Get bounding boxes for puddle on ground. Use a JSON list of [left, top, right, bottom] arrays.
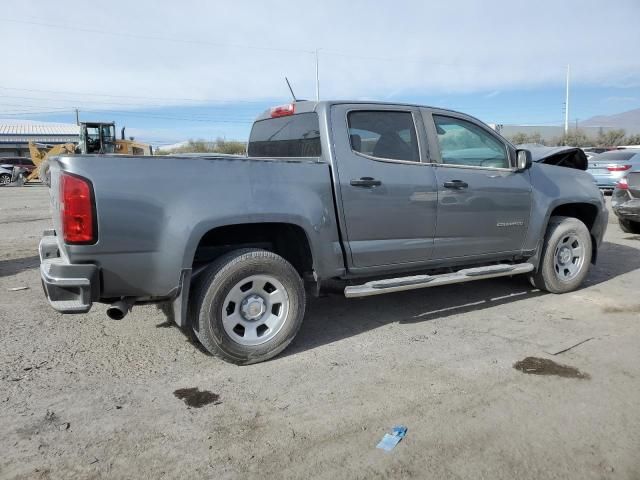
[[602, 304, 640, 314], [513, 357, 590, 379], [173, 388, 221, 408]]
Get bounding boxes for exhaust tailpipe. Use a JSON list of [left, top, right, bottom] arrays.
[[107, 299, 134, 320]]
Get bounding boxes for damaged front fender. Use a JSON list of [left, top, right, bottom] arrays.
[[518, 144, 588, 171]]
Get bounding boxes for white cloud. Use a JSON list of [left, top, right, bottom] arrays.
[[2, 0, 640, 110]]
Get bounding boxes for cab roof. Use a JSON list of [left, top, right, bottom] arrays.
[[254, 100, 465, 122]]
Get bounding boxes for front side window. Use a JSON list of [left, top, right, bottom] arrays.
[[433, 115, 509, 169], [348, 110, 420, 162], [248, 112, 321, 157]]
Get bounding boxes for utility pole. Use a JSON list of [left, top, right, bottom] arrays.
[[564, 64, 570, 136], [75, 108, 79, 125], [575, 118, 579, 132], [315, 49, 320, 102]]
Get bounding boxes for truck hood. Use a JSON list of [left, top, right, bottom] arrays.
[[517, 144, 588, 171]]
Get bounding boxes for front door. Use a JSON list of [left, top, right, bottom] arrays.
[[425, 112, 532, 260], [331, 105, 438, 269]]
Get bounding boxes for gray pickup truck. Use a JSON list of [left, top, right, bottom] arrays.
[[39, 100, 607, 364]]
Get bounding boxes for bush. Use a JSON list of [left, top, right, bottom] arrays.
[[157, 138, 246, 155], [507, 132, 545, 146], [510, 129, 640, 148]]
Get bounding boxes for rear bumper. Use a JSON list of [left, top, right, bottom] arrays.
[[612, 189, 640, 220], [39, 231, 99, 314], [612, 199, 640, 220]]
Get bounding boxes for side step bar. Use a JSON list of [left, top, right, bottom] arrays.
[[344, 263, 534, 298]]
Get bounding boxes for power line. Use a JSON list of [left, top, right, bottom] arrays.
[[79, 109, 253, 124], [0, 90, 578, 117], [5, 16, 613, 72], [0, 18, 315, 56], [0, 110, 76, 116], [0, 86, 275, 105]]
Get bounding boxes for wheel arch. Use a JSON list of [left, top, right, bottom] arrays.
[[531, 202, 601, 268], [188, 220, 315, 278], [548, 203, 599, 264]]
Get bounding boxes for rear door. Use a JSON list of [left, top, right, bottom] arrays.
[[423, 110, 532, 260], [330, 104, 438, 269]]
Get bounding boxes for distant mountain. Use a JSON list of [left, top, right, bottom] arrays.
[[581, 108, 640, 128]]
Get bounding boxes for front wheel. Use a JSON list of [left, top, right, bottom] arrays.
[[0, 173, 10, 185], [189, 249, 305, 365], [529, 216, 592, 293], [619, 218, 640, 234]]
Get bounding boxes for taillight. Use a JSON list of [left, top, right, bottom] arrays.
[[270, 103, 295, 118], [616, 178, 629, 190], [60, 172, 96, 244], [607, 165, 631, 172]]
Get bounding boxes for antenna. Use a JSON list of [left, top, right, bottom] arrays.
[[285, 77, 298, 102], [315, 49, 320, 102], [564, 64, 570, 137]]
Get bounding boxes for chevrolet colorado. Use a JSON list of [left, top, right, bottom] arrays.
[[39, 100, 608, 364]]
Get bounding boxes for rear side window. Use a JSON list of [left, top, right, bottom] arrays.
[[347, 110, 419, 162], [248, 112, 321, 157]]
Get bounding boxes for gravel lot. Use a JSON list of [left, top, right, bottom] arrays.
[[1, 184, 639, 480]]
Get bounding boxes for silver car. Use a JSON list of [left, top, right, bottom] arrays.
[[0, 166, 13, 185], [587, 150, 640, 193]]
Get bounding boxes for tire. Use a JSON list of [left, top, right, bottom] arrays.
[[188, 248, 305, 365], [618, 218, 640, 234], [0, 173, 10, 185], [529, 216, 592, 294]]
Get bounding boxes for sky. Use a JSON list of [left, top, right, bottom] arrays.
[[2, 0, 640, 145]]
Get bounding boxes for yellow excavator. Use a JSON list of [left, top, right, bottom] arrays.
[[28, 121, 152, 181]]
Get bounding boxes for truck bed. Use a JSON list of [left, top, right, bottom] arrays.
[[45, 154, 344, 300]]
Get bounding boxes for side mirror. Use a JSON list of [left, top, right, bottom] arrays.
[[516, 149, 533, 171]]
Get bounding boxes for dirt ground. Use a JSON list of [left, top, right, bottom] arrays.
[[1, 185, 639, 480]]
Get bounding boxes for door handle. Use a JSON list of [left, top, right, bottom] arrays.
[[350, 177, 382, 187], [443, 180, 468, 189]]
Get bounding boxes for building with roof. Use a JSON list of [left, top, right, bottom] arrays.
[[0, 121, 79, 157]]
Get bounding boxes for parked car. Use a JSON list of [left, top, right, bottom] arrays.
[[586, 150, 640, 193], [0, 166, 13, 185], [38, 100, 607, 364], [0, 157, 36, 175], [612, 170, 640, 233], [0, 165, 28, 186]]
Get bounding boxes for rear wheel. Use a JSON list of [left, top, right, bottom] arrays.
[[188, 249, 305, 365], [0, 173, 10, 185], [529, 216, 592, 293], [618, 218, 640, 234]]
